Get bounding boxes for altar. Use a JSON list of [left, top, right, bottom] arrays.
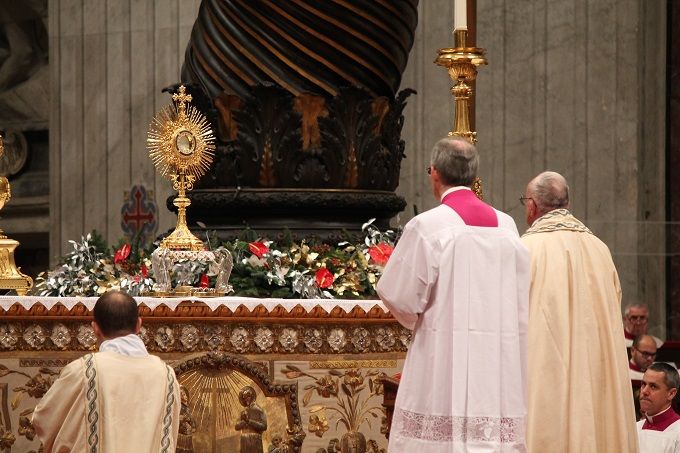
[[0, 296, 405, 452]]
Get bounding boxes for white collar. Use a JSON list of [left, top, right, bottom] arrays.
[[99, 333, 148, 357], [440, 186, 472, 202]]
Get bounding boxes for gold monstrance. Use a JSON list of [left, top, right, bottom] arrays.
[[0, 133, 32, 295], [147, 85, 215, 251]]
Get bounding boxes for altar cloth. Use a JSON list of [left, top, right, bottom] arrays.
[[0, 295, 388, 313]]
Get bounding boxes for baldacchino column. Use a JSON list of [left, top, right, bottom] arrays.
[[167, 0, 419, 241]]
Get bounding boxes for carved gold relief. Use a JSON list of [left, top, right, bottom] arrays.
[[18, 359, 70, 368], [0, 383, 13, 451], [309, 360, 397, 370], [281, 364, 385, 451], [0, 354, 402, 451], [0, 322, 410, 355], [0, 361, 63, 452], [174, 353, 304, 452]]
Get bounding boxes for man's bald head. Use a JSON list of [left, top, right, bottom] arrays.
[[93, 290, 140, 339], [632, 334, 657, 351], [526, 171, 570, 215]]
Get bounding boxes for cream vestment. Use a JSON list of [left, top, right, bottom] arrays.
[[522, 209, 638, 453], [33, 334, 180, 452]]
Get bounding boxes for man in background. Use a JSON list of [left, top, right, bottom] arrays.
[[637, 363, 680, 452], [631, 335, 659, 380], [631, 334, 660, 420], [378, 137, 529, 452], [33, 290, 181, 452], [625, 303, 664, 348], [521, 171, 638, 453]]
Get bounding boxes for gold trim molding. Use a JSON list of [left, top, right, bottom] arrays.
[[309, 359, 398, 370], [0, 302, 395, 324], [0, 321, 412, 355]]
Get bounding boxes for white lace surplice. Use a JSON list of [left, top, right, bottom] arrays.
[[377, 205, 529, 452]]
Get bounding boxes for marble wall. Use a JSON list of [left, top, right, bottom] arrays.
[[49, 0, 201, 253], [48, 1, 668, 335], [398, 0, 668, 337]]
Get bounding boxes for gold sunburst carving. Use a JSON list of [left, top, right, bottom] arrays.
[[177, 369, 289, 451]]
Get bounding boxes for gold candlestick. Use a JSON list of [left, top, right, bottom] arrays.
[[435, 29, 487, 198], [435, 29, 487, 142], [0, 133, 33, 295]]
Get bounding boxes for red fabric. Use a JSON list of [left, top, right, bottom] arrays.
[[629, 360, 643, 372], [642, 407, 680, 431], [625, 329, 635, 340], [442, 189, 498, 227]]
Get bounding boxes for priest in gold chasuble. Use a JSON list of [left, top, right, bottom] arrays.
[[521, 172, 638, 453]]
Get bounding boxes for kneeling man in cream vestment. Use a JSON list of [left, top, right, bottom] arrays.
[[33, 290, 181, 453]]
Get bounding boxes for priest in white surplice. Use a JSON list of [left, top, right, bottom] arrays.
[[637, 363, 680, 452], [521, 172, 638, 453], [33, 291, 181, 453], [378, 137, 530, 452]]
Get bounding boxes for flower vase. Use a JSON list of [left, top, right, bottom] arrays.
[[340, 430, 366, 453]]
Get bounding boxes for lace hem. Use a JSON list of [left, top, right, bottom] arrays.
[[392, 408, 525, 443]]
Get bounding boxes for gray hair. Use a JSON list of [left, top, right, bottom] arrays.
[[624, 303, 649, 317], [430, 137, 478, 187], [528, 171, 569, 214], [648, 362, 680, 390]]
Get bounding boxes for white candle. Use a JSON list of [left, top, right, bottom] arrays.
[[454, 0, 467, 30]]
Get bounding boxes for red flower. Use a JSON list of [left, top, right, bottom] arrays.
[[315, 268, 334, 289], [199, 274, 209, 288], [248, 241, 269, 258], [368, 243, 394, 266], [114, 244, 131, 264], [140, 264, 148, 278]]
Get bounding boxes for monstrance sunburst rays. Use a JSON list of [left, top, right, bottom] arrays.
[[147, 85, 215, 251], [147, 103, 215, 182]]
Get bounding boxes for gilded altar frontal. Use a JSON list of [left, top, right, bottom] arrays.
[[0, 0, 677, 451]]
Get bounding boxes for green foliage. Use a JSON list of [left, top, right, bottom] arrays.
[[33, 221, 399, 299]]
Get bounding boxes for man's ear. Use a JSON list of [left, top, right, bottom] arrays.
[[92, 321, 104, 342], [669, 387, 678, 402], [431, 167, 442, 185], [134, 317, 142, 334]]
